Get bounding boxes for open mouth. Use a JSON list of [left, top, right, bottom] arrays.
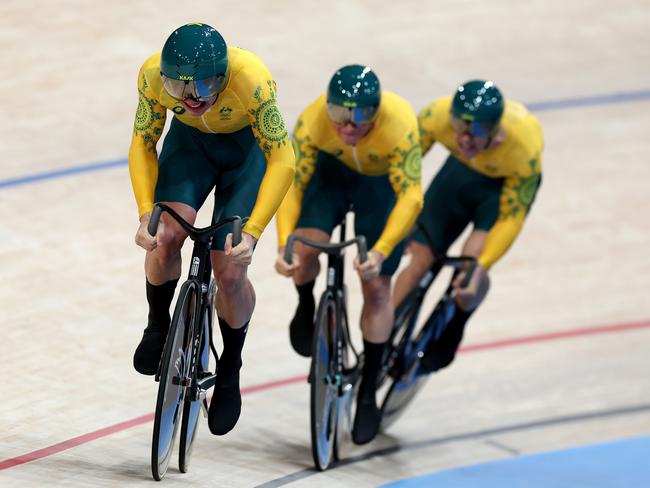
[[181, 98, 207, 110]]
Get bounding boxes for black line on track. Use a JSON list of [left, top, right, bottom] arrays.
[[255, 402, 650, 487]]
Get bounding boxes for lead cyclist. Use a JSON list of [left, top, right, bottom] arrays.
[[128, 23, 295, 436]]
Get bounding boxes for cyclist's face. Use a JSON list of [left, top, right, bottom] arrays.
[[455, 130, 490, 159], [332, 121, 375, 146]]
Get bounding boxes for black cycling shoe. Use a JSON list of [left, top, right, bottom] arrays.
[[352, 398, 382, 445], [418, 318, 468, 374], [418, 342, 447, 374], [289, 305, 315, 357], [208, 373, 241, 436], [133, 326, 167, 376]]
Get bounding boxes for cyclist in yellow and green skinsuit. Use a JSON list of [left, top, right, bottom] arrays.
[[128, 23, 295, 436], [393, 80, 543, 373], [275, 65, 423, 444]]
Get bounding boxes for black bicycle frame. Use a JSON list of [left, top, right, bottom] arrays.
[[284, 218, 368, 389], [388, 248, 476, 382], [148, 203, 242, 393]]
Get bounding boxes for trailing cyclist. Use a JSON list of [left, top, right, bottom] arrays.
[[393, 80, 543, 373], [275, 64, 423, 444], [128, 23, 295, 436]]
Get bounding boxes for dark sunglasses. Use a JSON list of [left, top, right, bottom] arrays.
[[326, 102, 379, 126], [161, 73, 228, 102]]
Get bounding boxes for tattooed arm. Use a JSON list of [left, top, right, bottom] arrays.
[[375, 130, 424, 258], [275, 118, 319, 247], [417, 103, 439, 158], [244, 79, 296, 240], [478, 156, 542, 269], [128, 65, 166, 218]]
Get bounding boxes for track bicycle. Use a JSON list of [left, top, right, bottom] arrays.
[[379, 249, 476, 430], [284, 216, 367, 471], [147, 203, 242, 481]]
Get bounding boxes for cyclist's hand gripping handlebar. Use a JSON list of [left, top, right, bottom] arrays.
[[230, 218, 242, 247], [357, 236, 368, 264], [459, 260, 477, 289], [147, 205, 163, 237], [283, 236, 296, 265]]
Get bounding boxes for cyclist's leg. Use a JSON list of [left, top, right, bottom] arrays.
[[285, 227, 330, 356], [421, 230, 491, 373], [420, 162, 502, 373], [347, 171, 401, 444], [391, 240, 435, 308], [292, 227, 329, 286], [446, 171, 501, 316], [204, 126, 267, 435], [134, 118, 217, 375], [353, 275, 392, 444], [288, 151, 348, 357], [392, 156, 472, 308]]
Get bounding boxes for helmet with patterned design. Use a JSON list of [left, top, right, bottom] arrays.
[[326, 64, 381, 126], [160, 23, 229, 103], [450, 80, 504, 138]]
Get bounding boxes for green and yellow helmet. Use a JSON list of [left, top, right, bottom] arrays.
[[326, 64, 381, 125], [160, 23, 229, 101], [450, 80, 504, 137]]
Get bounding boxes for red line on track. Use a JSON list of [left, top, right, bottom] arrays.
[[1, 319, 649, 471], [458, 320, 650, 353]]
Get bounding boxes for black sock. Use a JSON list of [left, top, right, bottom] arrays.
[[146, 279, 179, 330], [217, 317, 248, 380], [296, 280, 315, 316], [359, 339, 386, 402]]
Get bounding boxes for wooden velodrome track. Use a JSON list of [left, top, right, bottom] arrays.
[[1, 1, 649, 486]]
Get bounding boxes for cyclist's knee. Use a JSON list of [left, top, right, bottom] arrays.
[[147, 234, 184, 265], [294, 241, 321, 268], [456, 293, 487, 313], [362, 277, 391, 309], [455, 267, 490, 312], [214, 263, 247, 294], [292, 228, 328, 268], [155, 226, 187, 253]]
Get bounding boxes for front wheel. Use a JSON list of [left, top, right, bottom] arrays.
[[151, 281, 198, 481], [310, 292, 339, 471], [178, 279, 214, 473]]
